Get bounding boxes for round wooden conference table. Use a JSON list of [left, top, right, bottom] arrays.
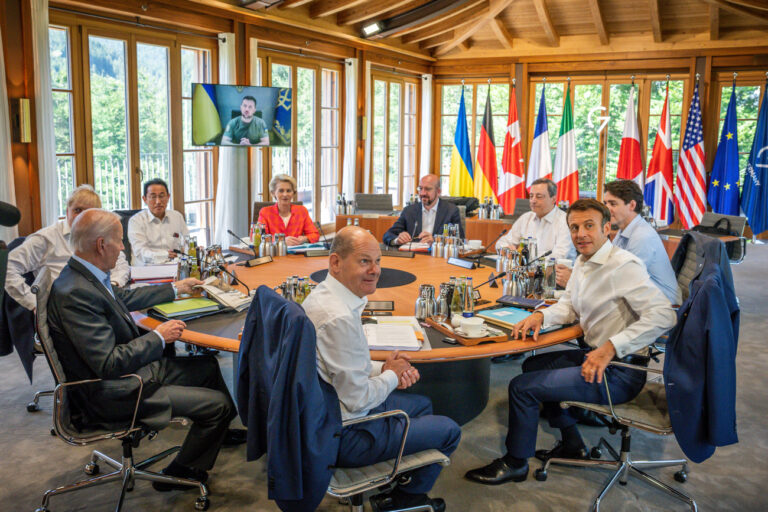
[[132, 252, 582, 424]]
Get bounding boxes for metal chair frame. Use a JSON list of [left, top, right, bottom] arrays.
[[535, 362, 697, 512]]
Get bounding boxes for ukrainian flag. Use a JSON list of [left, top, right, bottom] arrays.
[[191, 83, 222, 145], [272, 88, 292, 146], [449, 88, 474, 197]]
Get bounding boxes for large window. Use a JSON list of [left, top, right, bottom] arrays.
[[181, 47, 215, 245], [49, 14, 217, 241], [437, 82, 508, 194], [371, 72, 419, 207], [264, 54, 342, 225]]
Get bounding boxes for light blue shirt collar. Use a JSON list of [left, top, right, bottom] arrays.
[[73, 255, 114, 298], [614, 214, 642, 249]]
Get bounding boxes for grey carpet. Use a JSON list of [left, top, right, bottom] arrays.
[[2, 245, 767, 511]]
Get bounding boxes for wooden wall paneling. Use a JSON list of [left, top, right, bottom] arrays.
[[79, 26, 95, 191], [169, 39, 183, 214], [366, 51, 431, 75], [126, 34, 141, 208], [527, 58, 690, 74], [248, 25, 355, 59], [518, 62, 528, 167], [431, 79, 442, 184], [355, 49, 365, 194], [711, 54, 768, 68]]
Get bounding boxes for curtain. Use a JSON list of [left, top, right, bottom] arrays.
[[362, 61, 373, 193], [420, 74, 433, 182], [342, 58, 358, 198], [0, 24, 18, 241], [30, 0, 59, 227], [212, 32, 249, 247]]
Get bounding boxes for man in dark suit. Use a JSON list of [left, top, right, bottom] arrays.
[[383, 174, 464, 246], [48, 208, 239, 491]]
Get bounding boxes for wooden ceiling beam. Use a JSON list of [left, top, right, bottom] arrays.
[[489, 16, 514, 49], [649, 0, 662, 42], [389, 0, 485, 38], [532, 0, 559, 47], [336, 0, 414, 25], [433, 0, 514, 56], [710, 6, 720, 40], [279, 0, 315, 8], [419, 31, 455, 49], [699, 0, 768, 22], [310, 0, 367, 18], [587, 0, 609, 45], [401, 2, 489, 44], [458, 40, 471, 52], [726, 0, 768, 11]]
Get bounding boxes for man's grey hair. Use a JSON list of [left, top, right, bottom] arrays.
[[70, 208, 121, 253], [530, 178, 557, 198], [67, 184, 101, 209]]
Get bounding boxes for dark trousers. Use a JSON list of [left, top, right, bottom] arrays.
[[505, 348, 646, 459], [336, 392, 461, 494], [152, 355, 236, 471]]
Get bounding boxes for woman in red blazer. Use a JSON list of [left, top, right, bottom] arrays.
[[257, 174, 320, 246]]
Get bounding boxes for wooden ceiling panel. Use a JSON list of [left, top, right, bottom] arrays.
[[545, 0, 596, 36]]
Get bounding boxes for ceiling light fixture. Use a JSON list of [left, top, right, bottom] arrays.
[[362, 22, 382, 36]]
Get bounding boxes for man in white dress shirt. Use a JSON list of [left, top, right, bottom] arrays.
[[5, 185, 130, 311], [466, 199, 676, 485], [302, 226, 460, 512], [496, 178, 574, 260], [128, 178, 189, 265]]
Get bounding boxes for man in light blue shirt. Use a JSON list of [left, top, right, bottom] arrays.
[[604, 180, 681, 304]]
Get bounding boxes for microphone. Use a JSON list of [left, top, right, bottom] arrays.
[[528, 250, 553, 265], [483, 228, 508, 253], [227, 229, 258, 258], [315, 221, 331, 250], [215, 264, 251, 297], [475, 271, 507, 289], [406, 220, 420, 251], [0, 201, 21, 227]]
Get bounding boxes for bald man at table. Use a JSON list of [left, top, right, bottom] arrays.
[[302, 226, 461, 511]]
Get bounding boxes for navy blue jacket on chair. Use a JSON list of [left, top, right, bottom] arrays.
[[671, 231, 735, 298], [237, 285, 342, 512], [0, 237, 36, 382], [382, 200, 463, 245], [665, 234, 739, 463]]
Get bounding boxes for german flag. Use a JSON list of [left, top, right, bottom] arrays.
[[474, 87, 499, 202]]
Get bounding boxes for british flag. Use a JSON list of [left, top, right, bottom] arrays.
[[674, 82, 707, 229], [643, 84, 675, 224]]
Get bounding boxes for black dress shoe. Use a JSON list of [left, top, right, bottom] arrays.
[[370, 489, 445, 512], [491, 353, 526, 363], [222, 428, 247, 446], [464, 458, 529, 485], [534, 441, 589, 462], [152, 461, 208, 492]]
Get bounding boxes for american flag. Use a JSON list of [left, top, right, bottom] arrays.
[[674, 82, 706, 229]]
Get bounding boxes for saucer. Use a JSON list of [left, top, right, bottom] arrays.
[[455, 326, 490, 339]]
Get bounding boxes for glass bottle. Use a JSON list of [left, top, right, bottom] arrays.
[[450, 277, 464, 327], [463, 277, 474, 317]]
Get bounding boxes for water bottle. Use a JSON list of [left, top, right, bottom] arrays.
[[432, 235, 443, 258], [528, 237, 538, 262], [353, 217, 360, 226], [275, 233, 287, 257], [543, 258, 557, 299], [415, 284, 436, 321], [463, 277, 475, 317], [450, 278, 464, 328]]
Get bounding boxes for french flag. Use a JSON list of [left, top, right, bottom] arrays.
[[526, 89, 553, 191], [643, 84, 675, 225]]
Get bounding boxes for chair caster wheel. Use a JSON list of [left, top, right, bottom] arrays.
[[35, 508, 49, 512], [590, 447, 602, 459], [84, 462, 99, 475], [195, 496, 210, 510], [674, 470, 687, 483], [534, 469, 548, 481], [50, 429, 56, 436], [27, 402, 39, 412]]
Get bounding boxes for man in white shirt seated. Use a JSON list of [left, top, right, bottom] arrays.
[[465, 199, 676, 485], [128, 178, 189, 265], [302, 226, 461, 512], [496, 178, 574, 260], [5, 184, 129, 311]]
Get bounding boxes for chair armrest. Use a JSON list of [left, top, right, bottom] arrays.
[[53, 373, 145, 444], [341, 409, 410, 486]]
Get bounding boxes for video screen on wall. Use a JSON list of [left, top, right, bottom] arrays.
[[191, 83, 292, 147]]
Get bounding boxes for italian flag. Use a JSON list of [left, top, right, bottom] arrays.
[[553, 84, 579, 204]]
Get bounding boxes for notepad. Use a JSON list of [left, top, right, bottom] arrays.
[[286, 242, 328, 254], [364, 323, 421, 351], [477, 306, 560, 333], [151, 298, 220, 318], [131, 263, 178, 281]]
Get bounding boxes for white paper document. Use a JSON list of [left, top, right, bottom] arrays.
[[364, 323, 421, 351], [130, 263, 178, 281]]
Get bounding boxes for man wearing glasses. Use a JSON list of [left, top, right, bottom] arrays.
[[128, 178, 189, 265], [495, 178, 574, 260], [383, 174, 463, 246]]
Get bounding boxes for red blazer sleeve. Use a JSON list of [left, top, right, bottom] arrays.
[[299, 207, 320, 243]]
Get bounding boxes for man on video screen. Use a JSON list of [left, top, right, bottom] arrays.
[[221, 95, 269, 145]]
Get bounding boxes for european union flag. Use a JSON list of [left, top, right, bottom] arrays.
[[741, 79, 768, 235], [708, 84, 740, 215]]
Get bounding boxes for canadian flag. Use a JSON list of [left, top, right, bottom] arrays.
[[616, 86, 644, 186], [498, 85, 526, 214]]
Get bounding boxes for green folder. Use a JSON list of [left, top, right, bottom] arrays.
[[151, 298, 220, 318]]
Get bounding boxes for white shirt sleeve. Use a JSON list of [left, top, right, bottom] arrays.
[[496, 215, 525, 250], [4, 234, 48, 310], [607, 259, 677, 358], [315, 315, 398, 415], [127, 213, 168, 265], [111, 251, 131, 286], [541, 277, 578, 328]]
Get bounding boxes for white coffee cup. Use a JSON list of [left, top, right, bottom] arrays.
[[461, 316, 485, 337], [468, 239, 482, 249], [556, 258, 573, 268]]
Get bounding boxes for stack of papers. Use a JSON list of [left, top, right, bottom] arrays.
[[286, 242, 328, 254], [364, 316, 424, 351], [195, 276, 252, 312], [398, 242, 431, 253], [151, 298, 220, 318], [130, 263, 177, 282]]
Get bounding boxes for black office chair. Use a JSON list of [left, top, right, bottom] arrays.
[[251, 200, 303, 224], [31, 269, 210, 512], [113, 209, 142, 262]]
